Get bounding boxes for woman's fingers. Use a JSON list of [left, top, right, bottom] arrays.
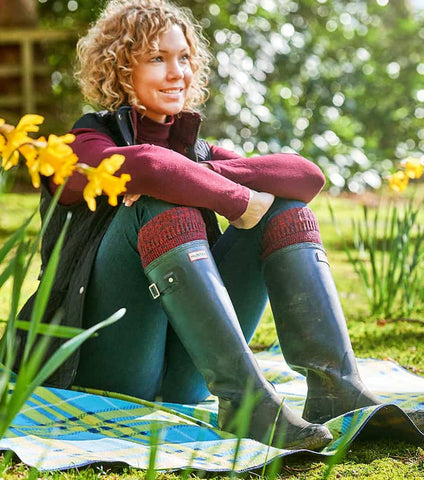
[[230, 190, 275, 229], [123, 194, 141, 206]]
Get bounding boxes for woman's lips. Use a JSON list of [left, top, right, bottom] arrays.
[[160, 88, 183, 94]]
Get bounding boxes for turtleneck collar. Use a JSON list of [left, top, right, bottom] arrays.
[[129, 106, 203, 156], [136, 114, 174, 148]]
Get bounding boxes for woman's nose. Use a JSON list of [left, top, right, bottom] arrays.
[[167, 60, 184, 79]]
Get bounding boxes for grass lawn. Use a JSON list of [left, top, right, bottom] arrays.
[[0, 191, 423, 479]]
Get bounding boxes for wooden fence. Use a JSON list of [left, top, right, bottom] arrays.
[[0, 28, 77, 114]]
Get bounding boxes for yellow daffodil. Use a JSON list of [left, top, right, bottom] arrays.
[[21, 134, 78, 188], [388, 170, 409, 192], [37, 134, 78, 185], [19, 143, 40, 187], [0, 120, 6, 153], [0, 114, 44, 170], [403, 157, 424, 179], [82, 154, 131, 211], [1, 114, 130, 212]]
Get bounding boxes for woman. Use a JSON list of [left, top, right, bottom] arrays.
[[17, 0, 380, 450]]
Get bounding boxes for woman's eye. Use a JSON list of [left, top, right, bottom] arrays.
[[150, 56, 163, 63], [181, 54, 190, 62]]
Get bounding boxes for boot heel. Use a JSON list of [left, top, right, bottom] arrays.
[[303, 371, 380, 423]]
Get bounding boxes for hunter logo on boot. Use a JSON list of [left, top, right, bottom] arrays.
[[188, 250, 208, 262]]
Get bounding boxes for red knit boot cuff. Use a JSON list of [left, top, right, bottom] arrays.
[[138, 207, 207, 268], [262, 207, 322, 259]]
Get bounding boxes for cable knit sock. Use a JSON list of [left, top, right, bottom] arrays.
[[138, 207, 207, 268], [262, 206, 322, 260]]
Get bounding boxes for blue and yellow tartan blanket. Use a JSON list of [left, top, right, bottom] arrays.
[[1, 347, 423, 472]]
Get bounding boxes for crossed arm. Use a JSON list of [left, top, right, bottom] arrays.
[[52, 128, 325, 228]]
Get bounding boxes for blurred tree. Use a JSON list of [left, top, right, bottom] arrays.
[[186, 0, 424, 193], [36, 0, 424, 192]]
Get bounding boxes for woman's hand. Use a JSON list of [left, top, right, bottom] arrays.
[[202, 162, 275, 229], [123, 194, 141, 206], [230, 189, 275, 229]]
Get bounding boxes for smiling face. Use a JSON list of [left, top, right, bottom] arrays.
[[131, 24, 193, 123]]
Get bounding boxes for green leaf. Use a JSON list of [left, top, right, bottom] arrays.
[[21, 183, 67, 286], [0, 308, 126, 438], [0, 319, 87, 339], [0, 211, 35, 265], [0, 261, 14, 290], [23, 212, 71, 364], [30, 308, 126, 389], [4, 239, 29, 371]]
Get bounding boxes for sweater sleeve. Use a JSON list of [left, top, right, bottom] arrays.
[[52, 129, 250, 222], [206, 144, 326, 204]]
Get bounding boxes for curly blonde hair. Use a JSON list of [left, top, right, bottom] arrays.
[[75, 0, 211, 112]]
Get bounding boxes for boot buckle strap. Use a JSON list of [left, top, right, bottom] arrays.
[[149, 283, 161, 299], [315, 250, 329, 265], [148, 272, 178, 300]]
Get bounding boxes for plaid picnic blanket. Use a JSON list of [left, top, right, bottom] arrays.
[[1, 347, 423, 472]]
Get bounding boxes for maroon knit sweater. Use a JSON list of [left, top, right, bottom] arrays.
[[52, 114, 325, 222]]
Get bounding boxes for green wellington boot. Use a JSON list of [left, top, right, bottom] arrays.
[[263, 243, 380, 424], [144, 239, 332, 450]]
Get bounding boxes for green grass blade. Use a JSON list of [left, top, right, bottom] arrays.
[[329, 201, 372, 304], [0, 211, 34, 265], [146, 422, 161, 480], [0, 260, 14, 290], [0, 319, 86, 339], [0, 239, 29, 422], [30, 307, 126, 389], [38, 182, 66, 240], [23, 212, 71, 364], [21, 183, 67, 284], [0, 332, 53, 438], [4, 240, 28, 372], [0, 308, 126, 438]]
